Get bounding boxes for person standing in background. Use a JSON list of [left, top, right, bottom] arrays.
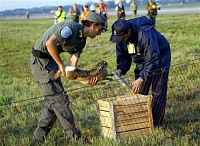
[[96, 0, 109, 30], [146, 0, 157, 26], [130, 0, 137, 18], [115, 0, 126, 20], [81, 5, 90, 21], [68, 3, 81, 23], [54, 6, 66, 24], [90, 3, 96, 12], [26, 10, 30, 19]]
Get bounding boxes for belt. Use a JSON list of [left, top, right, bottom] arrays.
[[32, 48, 53, 60]]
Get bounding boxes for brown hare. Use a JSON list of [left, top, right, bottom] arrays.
[[54, 61, 113, 84]]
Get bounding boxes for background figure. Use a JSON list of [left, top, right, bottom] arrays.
[[130, 0, 137, 18], [54, 6, 66, 24], [90, 3, 96, 12], [68, 3, 81, 23], [110, 17, 171, 127], [146, 0, 157, 26], [26, 10, 30, 19], [115, 0, 126, 19], [81, 5, 90, 21], [96, 0, 109, 30], [30, 12, 107, 144]]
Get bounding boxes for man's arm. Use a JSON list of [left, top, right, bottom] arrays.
[[46, 35, 66, 76], [116, 42, 132, 75], [146, 3, 150, 11], [130, 3, 133, 11], [68, 8, 75, 16], [115, 6, 121, 14]]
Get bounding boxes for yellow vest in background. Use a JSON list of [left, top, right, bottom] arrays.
[[55, 10, 66, 23]]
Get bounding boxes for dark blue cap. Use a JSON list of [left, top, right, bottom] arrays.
[[110, 19, 130, 43]]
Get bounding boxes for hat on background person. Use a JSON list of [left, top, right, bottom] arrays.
[[86, 12, 107, 31], [110, 19, 130, 43]]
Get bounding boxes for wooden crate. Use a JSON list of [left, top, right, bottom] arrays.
[[97, 94, 154, 139]]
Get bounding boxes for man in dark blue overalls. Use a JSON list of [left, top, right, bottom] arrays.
[[110, 16, 171, 127]]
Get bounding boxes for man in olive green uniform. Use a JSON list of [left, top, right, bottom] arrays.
[[30, 12, 107, 143], [146, 0, 157, 26], [115, 0, 126, 19], [68, 3, 81, 23]]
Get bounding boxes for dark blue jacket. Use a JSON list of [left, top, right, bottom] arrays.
[[116, 16, 171, 79]]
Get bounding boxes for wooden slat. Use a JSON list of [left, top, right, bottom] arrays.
[[105, 94, 149, 102], [97, 100, 110, 111], [110, 102, 116, 139], [115, 111, 149, 121], [101, 127, 113, 134], [113, 95, 151, 106], [99, 116, 112, 127], [147, 97, 154, 131], [98, 94, 150, 107], [97, 99, 109, 106], [115, 121, 150, 132], [114, 101, 147, 108], [114, 104, 149, 115], [102, 132, 114, 139], [115, 116, 150, 127], [114, 98, 147, 106], [98, 106, 111, 111], [99, 110, 111, 117], [116, 128, 151, 138]]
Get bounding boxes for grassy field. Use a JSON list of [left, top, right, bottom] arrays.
[[0, 14, 200, 145]]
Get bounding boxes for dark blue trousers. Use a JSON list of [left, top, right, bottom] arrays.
[[136, 69, 169, 127]]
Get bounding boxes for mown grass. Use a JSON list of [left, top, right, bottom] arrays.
[[0, 14, 200, 145]]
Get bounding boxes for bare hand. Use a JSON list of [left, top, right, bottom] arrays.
[[59, 63, 66, 76], [131, 78, 143, 94]]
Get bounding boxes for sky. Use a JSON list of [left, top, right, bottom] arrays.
[[0, 0, 107, 11]]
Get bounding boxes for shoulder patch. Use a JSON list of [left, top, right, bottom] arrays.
[[61, 26, 72, 38]]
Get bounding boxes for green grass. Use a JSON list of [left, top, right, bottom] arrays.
[[0, 14, 200, 145]]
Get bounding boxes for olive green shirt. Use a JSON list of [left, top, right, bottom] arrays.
[[34, 21, 86, 58]]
